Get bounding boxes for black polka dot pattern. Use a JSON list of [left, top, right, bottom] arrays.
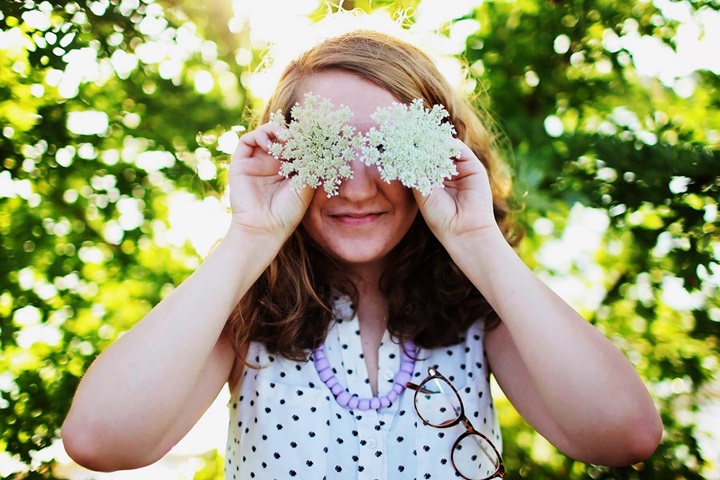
[[225, 296, 500, 479]]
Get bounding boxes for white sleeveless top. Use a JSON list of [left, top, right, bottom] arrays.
[[225, 296, 501, 480]]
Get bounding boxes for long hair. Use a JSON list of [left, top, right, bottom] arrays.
[[228, 28, 522, 364]]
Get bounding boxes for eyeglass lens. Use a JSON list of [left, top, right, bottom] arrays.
[[453, 433, 501, 479], [415, 377, 462, 426]]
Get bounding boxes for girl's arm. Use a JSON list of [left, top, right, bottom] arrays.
[[416, 142, 662, 466], [463, 228, 662, 465], [62, 230, 269, 471], [62, 123, 312, 471]]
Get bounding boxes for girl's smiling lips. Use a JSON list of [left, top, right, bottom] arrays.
[[329, 211, 383, 226]]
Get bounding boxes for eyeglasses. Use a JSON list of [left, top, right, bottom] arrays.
[[407, 367, 506, 479]]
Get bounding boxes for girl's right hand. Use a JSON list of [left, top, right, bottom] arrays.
[[227, 122, 314, 241]]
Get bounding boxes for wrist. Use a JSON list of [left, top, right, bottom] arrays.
[[443, 225, 511, 261], [214, 224, 287, 269], [442, 226, 529, 308], [223, 221, 288, 251]]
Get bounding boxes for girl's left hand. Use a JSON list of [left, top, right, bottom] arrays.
[[414, 140, 499, 244]]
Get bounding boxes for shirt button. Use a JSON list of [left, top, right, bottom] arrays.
[[366, 437, 377, 449], [383, 369, 394, 381]]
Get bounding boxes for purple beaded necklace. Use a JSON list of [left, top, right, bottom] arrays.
[[313, 339, 417, 411]]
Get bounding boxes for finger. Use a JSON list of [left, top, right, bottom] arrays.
[[411, 187, 433, 208], [234, 123, 287, 159], [281, 183, 315, 212], [454, 139, 479, 163], [451, 140, 488, 177], [231, 152, 283, 178]]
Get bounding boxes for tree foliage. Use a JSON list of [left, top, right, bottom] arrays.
[[0, 0, 718, 479]]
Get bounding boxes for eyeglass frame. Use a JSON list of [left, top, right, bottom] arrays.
[[406, 366, 506, 480]]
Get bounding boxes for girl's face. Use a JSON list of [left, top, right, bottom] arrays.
[[297, 70, 419, 277]]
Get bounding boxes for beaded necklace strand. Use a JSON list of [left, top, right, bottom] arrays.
[[313, 340, 417, 411]]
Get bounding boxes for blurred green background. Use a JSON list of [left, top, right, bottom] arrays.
[[1, 0, 718, 478]]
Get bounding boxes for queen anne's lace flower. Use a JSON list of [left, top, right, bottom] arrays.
[[269, 95, 460, 197], [361, 99, 460, 196], [269, 93, 363, 197]]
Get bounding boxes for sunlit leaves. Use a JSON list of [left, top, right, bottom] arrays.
[[1, 1, 244, 476]]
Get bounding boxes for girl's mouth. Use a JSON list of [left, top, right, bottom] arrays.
[[332, 213, 382, 226]]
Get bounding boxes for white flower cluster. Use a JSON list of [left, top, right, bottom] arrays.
[[269, 93, 363, 197], [269, 94, 459, 197], [362, 99, 460, 196]]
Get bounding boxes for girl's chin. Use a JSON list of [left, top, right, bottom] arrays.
[[328, 247, 390, 269]]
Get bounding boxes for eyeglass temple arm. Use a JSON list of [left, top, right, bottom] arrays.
[[406, 382, 435, 395]]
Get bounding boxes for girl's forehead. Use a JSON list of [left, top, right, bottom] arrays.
[[297, 70, 400, 128]]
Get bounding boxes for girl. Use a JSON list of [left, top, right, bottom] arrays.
[[62, 22, 662, 480]]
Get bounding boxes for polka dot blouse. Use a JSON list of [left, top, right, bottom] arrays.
[[225, 296, 501, 480]]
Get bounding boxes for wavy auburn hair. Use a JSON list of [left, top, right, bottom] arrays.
[[228, 29, 522, 363]]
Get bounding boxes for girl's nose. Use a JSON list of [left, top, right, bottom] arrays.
[[338, 159, 379, 202]]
